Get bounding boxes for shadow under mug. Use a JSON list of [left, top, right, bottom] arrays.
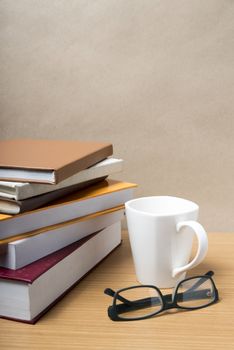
[[125, 196, 208, 288]]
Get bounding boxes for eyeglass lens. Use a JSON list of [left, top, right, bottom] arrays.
[[116, 287, 163, 319], [176, 276, 216, 309]]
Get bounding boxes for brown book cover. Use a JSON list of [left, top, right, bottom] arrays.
[[0, 139, 113, 184]]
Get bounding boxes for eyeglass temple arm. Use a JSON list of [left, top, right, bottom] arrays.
[[105, 288, 165, 308], [104, 288, 133, 305], [104, 288, 179, 306], [185, 271, 214, 293]]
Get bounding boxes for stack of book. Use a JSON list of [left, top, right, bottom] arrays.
[[0, 139, 136, 323]]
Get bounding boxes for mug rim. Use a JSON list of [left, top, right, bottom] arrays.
[[125, 196, 199, 217]]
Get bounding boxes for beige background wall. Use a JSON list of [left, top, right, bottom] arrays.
[[1, 0, 234, 232]]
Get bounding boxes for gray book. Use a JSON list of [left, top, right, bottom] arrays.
[[0, 211, 124, 269]]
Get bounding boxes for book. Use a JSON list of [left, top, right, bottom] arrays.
[[0, 179, 136, 243], [0, 139, 113, 184], [0, 158, 123, 200], [0, 222, 121, 323], [0, 177, 106, 214], [0, 206, 124, 269]]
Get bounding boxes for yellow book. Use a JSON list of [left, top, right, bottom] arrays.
[[0, 179, 137, 243]]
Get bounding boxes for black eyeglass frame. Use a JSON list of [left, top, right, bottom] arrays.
[[105, 271, 219, 321]]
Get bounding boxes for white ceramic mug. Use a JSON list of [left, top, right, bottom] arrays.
[[125, 196, 208, 288]]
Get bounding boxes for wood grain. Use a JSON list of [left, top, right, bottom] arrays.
[[0, 231, 233, 350]]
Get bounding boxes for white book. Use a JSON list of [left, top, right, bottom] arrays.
[[0, 158, 123, 200], [0, 222, 121, 323], [0, 207, 124, 269], [0, 179, 136, 242]]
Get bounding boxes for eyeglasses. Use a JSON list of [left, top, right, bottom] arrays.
[[104, 271, 219, 321]]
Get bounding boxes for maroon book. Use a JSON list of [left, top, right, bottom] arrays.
[[0, 232, 97, 283], [0, 223, 121, 324]]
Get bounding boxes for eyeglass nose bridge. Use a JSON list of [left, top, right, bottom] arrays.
[[163, 299, 176, 310], [161, 292, 177, 310]]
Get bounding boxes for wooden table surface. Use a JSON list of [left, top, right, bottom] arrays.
[[0, 231, 233, 350]]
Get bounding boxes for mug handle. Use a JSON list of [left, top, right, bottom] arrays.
[[172, 221, 208, 277]]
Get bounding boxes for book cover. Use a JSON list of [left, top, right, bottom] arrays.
[[0, 223, 121, 323], [0, 179, 137, 242], [0, 139, 113, 184], [0, 158, 123, 200]]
